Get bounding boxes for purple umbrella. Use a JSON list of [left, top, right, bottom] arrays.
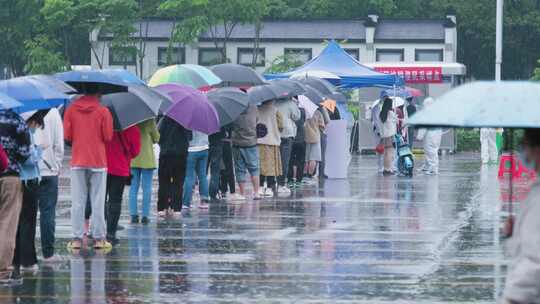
[[154, 83, 219, 134]]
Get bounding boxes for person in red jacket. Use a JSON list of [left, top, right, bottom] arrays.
[[64, 86, 113, 250], [0, 144, 8, 172], [105, 125, 141, 245]]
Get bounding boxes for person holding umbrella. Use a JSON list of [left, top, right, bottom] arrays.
[[288, 99, 307, 187], [232, 104, 261, 200], [379, 97, 398, 176], [104, 124, 140, 245], [257, 100, 283, 197], [129, 120, 159, 224], [183, 130, 210, 210], [12, 111, 47, 274], [276, 97, 301, 194], [64, 84, 114, 250]]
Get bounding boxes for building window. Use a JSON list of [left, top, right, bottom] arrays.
[[237, 48, 265, 66], [376, 49, 404, 62], [198, 48, 225, 66], [415, 49, 443, 62], [345, 48, 360, 60], [158, 47, 185, 66], [284, 48, 312, 64], [109, 47, 136, 66]]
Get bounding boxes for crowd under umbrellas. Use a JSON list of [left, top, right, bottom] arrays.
[[0, 62, 346, 286]]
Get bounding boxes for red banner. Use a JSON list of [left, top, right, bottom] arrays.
[[374, 67, 443, 84]]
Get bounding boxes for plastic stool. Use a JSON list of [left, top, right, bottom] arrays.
[[498, 153, 537, 180]]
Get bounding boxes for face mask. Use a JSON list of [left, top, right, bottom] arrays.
[[517, 149, 536, 171]]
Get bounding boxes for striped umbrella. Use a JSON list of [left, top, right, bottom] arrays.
[[148, 64, 222, 90]]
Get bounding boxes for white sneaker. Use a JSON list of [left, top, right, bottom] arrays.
[[258, 187, 267, 196], [21, 264, 38, 274], [228, 193, 247, 201], [277, 186, 291, 194], [264, 188, 274, 197], [42, 255, 63, 264]]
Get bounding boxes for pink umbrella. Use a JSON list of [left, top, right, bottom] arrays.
[[154, 83, 219, 134], [405, 86, 424, 97]]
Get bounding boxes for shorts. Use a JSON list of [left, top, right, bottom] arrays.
[[233, 146, 260, 182], [305, 142, 321, 162]]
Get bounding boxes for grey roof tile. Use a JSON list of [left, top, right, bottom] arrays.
[[375, 20, 445, 41]]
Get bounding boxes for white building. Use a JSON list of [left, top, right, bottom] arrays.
[[91, 13, 465, 89]]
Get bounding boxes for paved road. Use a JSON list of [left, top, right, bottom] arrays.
[[1, 154, 510, 303]]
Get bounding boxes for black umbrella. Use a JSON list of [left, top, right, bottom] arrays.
[[294, 76, 335, 97], [24, 75, 77, 94], [268, 79, 307, 99], [210, 64, 266, 87], [330, 91, 347, 104], [207, 87, 250, 126], [303, 85, 326, 104], [101, 87, 161, 130], [248, 84, 286, 105]]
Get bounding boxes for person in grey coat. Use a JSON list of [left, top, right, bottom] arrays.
[[503, 128, 540, 304]]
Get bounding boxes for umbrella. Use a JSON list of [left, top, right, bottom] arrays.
[[0, 77, 70, 112], [292, 76, 336, 97], [148, 64, 222, 89], [154, 83, 220, 134], [405, 86, 423, 97], [0, 92, 23, 110], [408, 81, 540, 219], [207, 87, 249, 126], [330, 91, 347, 104], [55, 70, 128, 94], [321, 99, 337, 113], [372, 96, 406, 109], [408, 81, 540, 128], [303, 85, 326, 104], [248, 84, 286, 105], [101, 69, 145, 85], [23, 75, 77, 94], [298, 95, 318, 119], [291, 70, 341, 80], [101, 90, 159, 130], [210, 64, 266, 87], [268, 79, 307, 98]]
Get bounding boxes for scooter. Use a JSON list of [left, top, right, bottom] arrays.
[[395, 133, 414, 177]]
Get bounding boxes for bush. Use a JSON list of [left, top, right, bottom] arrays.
[[456, 128, 480, 151]]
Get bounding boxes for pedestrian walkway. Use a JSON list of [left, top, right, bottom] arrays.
[[1, 154, 507, 303]]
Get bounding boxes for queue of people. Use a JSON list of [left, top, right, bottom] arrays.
[[0, 90, 336, 284]]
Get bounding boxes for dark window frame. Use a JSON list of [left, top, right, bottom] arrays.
[[109, 46, 137, 66], [198, 47, 225, 66], [415, 49, 444, 62], [284, 48, 313, 63], [237, 48, 266, 67], [344, 48, 360, 60], [157, 47, 186, 66], [376, 48, 405, 62]]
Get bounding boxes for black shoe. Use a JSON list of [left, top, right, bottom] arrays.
[[382, 170, 395, 176], [107, 237, 120, 246], [141, 217, 149, 225], [117, 224, 125, 231], [131, 215, 139, 224]]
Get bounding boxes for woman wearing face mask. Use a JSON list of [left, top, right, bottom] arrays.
[[503, 128, 540, 304], [12, 110, 46, 274]]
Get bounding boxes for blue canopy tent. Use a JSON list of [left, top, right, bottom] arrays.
[[265, 40, 403, 88]]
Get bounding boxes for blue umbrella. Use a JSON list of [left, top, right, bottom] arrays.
[[0, 77, 70, 113], [0, 92, 23, 110], [55, 70, 128, 94], [101, 69, 145, 85], [408, 81, 540, 128]]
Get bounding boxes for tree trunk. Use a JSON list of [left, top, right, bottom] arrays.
[[252, 21, 262, 68]]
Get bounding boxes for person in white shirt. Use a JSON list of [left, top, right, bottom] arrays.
[[34, 108, 64, 262], [378, 97, 397, 175]]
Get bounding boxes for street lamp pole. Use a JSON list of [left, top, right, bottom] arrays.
[[495, 0, 504, 81]]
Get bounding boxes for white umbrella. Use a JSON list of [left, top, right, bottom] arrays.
[[298, 95, 318, 119], [371, 96, 406, 109]]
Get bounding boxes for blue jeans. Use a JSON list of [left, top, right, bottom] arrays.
[[129, 168, 154, 218], [183, 150, 209, 207], [38, 176, 58, 258]]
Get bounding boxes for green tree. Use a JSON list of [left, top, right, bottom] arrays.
[[24, 35, 69, 74], [265, 54, 304, 74]]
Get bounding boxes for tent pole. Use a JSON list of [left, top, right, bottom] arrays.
[[495, 0, 504, 81]]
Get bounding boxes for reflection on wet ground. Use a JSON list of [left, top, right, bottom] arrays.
[[0, 154, 508, 303]]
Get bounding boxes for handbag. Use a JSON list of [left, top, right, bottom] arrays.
[[375, 142, 385, 154]]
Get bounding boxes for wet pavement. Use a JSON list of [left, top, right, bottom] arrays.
[[0, 154, 510, 303]]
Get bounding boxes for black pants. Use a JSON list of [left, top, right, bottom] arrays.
[[289, 142, 306, 182], [13, 179, 39, 267], [278, 137, 293, 186], [106, 175, 126, 239], [260, 176, 276, 189], [157, 154, 187, 212], [220, 142, 235, 194], [208, 143, 223, 199], [319, 133, 327, 178]]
